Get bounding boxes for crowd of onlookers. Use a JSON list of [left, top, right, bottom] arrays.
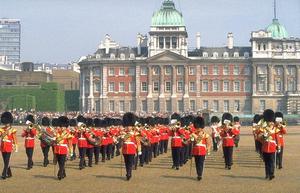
[[0, 110, 199, 125]]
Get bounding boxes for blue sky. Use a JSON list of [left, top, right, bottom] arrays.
[[1, 0, 299, 63]]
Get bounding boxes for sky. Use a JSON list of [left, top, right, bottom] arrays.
[[1, 0, 300, 64]]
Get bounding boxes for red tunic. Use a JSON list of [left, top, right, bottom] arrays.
[[262, 133, 277, 153], [77, 131, 88, 148], [192, 133, 209, 156], [54, 129, 72, 155], [22, 128, 37, 148], [122, 135, 137, 155], [0, 127, 17, 153], [276, 125, 287, 147], [171, 129, 183, 148], [220, 127, 240, 147]]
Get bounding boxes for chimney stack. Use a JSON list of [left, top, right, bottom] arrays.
[[227, 32, 234, 49], [137, 33, 142, 56], [196, 32, 201, 49]]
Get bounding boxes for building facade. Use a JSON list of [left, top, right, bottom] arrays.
[[0, 19, 21, 65], [79, 0, 300, 115]]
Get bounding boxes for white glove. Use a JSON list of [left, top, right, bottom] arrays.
[[138, 151, 142, 156]]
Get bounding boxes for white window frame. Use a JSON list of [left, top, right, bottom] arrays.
[[119, 82, 125, 92], [141, 82, 148, 92], [109, 68, 115, 76]]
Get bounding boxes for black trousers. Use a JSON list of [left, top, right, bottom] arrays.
[[171, 147, 181, 168], [179, 146, 185, 166], [212, 137, 220, 151], [41, 145, 50, 165], [223, 146, 233, 167], [263, 152, 275, 177], [26, 148, 34, 168], [56, 154, 66, 179], [2, 152, 12, 177], [152, 143, 158, 158], [111, 144, 115, 158], [101, 145, 107, 161], [94, 146, 100, 164], [115, 142, 121, 156], [106, 144, 113, 160], [72, 144, 77, 159], [86, 147, 94, 166], [123, 154, 135, 177], [140, 145, 150, 165], [276, 147, 284, 168], [78, 147, 86, 168], [195, 155, 205, 177], [234, 136, 240, 147]]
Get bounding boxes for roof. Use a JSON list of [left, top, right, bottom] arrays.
[[266, 19, 289, 39], [151, 0, 185, 27]]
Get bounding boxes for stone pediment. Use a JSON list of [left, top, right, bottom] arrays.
[[147, 50, 189, 62]]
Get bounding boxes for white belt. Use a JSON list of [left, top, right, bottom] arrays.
[[279, 135, 283, 137], [2, 139, 12, 143], [195, 144, 206, 147], [57, 144, 68, 147], [172, 136, 181, 139], [79, 138, 87, 140], [224, 137, 233, 139], [266, 140, 276, 144], [124, 142, 135, 145], [26, 137, 35, 140]]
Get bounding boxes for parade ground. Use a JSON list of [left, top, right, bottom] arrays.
[[1, 126, 299, 193]]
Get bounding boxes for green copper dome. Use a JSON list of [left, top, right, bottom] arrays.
[[266, 19, 289, 39], [151, 0, 185, 27]]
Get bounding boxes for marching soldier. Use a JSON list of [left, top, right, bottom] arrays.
[[219, 113, 240, 170], [210, 116, 221, 152], [170, 113, 184, 170], [69, 119, 78, 161], [159, 118, 170, 154], [233, 116, 241, 148], [121, 112, 140, 181], [274, 112, 287, 169], [92, 118, 102, 165], [191, 116, 211, 181], [0, 112, 18, 179], [40, 117, 53, 167], [86, 118, 95, 167], [252, 114, 263, 155], [258, 109, 277, 180], [22, 115, 37, 170], [76, 115, 88, 170], [54, 116, 73, 180]]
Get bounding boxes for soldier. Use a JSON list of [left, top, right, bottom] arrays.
[[85, 118, 95, 167], [219, 113, 240, 170], [54, 116, 72, 180], [252, 114, 263, 157], [69, 119, 78, 161], [92, 118, 102, 165], [121, 112, 140, 181], [258, 109, 277, 180], [274, 112, 287, 169], [159, 118, 170, 154], [0, 112, 18, 179], [22, 115, 37, 170], [170, 113, 184, 170], [76, 115, 88, 170], [233, 116, 241, 148], [210, 116, 221, 152], [191, 116, 211, 181], [40, 117, 53, 167]]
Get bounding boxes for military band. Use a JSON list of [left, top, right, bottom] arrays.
[[0, 109, 289, 181]]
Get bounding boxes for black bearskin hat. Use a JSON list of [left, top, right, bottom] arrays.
[[193, 116, 205, 129], [171, 113, 181, 121], [210, 116, 220, 124], [58, 116, 69, 127], [253, 114, 262, 124], [77, 115, 86, 124], [122, 112, 136, 127], [52, 118, 59, 127], [94, 118, 101, 127], [233, 116, 239, 122], [263, 109, 275, 122], [41, 117, 50, 126], [26, 114, 35, 124], [86, 118, 94, 127], [1, 112, 13, 124], [222, 113, 233, 124], [69, 119, 77, 127], [275, 112, 283, 119]]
